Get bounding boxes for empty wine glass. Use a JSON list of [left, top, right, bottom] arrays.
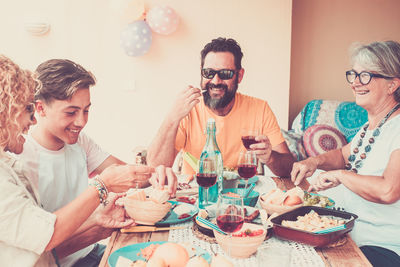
[[237, 150, 257, 192], [241, 129, 259, 150], [216, 194, 244, 257], [196, 158, 217, 207]]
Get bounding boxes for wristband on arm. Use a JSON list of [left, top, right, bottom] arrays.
[[89, 176, 109, 205]]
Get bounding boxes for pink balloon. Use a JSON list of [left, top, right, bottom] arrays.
[[147, 6, 179, 35]]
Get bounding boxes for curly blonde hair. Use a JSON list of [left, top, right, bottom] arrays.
[[0, 55, 40, 153]]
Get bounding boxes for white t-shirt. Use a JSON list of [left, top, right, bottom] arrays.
[[18, 132, 110, 267], [343, 114, 400, 255]]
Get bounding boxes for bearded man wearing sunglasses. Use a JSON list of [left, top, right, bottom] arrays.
[[147, 37, 295, 178]]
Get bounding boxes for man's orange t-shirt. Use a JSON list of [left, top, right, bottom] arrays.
[[175, 93, 285, 175]]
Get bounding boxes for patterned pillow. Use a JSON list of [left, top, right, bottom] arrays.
[[281, 130, 307, 161], [292, 99, 368, 142], [302, 124, 347, 157]]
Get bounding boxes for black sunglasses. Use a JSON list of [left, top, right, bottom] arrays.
[[201, 68, 236, 80], [345, 70, 392, 85]]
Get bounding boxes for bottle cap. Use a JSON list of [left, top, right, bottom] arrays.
[[207, 118, 216, 124], [206, 118, 216, 132]]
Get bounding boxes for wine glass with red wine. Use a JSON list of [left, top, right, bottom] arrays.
[[196, 158, 217, 207], [216, 194, 244, 256], [237, 150, 257, 191], [241, 129, 259, 150]]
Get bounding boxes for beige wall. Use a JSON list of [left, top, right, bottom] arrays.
[[289, 0, 400, 127], [0, 0, 292, 162]]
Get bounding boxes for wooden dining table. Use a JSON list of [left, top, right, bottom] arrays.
[[99, 177, 372, 267]]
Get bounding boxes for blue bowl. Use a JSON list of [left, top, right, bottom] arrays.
[[220, 188, 259, 207]]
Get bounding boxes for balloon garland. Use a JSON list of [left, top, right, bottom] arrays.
[[120, 3, 180, 57]]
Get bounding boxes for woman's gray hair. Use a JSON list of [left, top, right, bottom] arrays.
[[350, 40, 400, 102]]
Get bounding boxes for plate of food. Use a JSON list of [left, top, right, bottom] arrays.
[[123, 189, 198, 226], [303, 191, 335, 207], [155, 200, 198, 226], [175, 196, 197, 205], [109, 241, 211, 267], [194, 204, 263, 237], [271, 206, 357, 247], [259, 187, 335, 215]]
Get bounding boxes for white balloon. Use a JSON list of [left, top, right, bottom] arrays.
[[147, 6, 180, 35], [120, 21, 152, 57]]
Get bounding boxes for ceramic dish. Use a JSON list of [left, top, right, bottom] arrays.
[[238, 175, 259, 186], [213, 223, 267, 258], [194, 205, 263, 237], [155, 200, 198, 226], [220, 188, 259, 207], [271, 206, 358, 247], [259, 191, 335, 215], [124, 197, 171, 225], [108, 241, 211, 267]]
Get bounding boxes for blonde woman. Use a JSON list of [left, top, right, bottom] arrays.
[[0, 55, 154, 266]]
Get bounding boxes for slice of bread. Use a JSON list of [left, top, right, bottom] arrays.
[[148, 188, 170, 204], [126, 190, 146, 201]]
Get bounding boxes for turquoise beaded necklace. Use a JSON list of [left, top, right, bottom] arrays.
[[345, 103, 400, 173]]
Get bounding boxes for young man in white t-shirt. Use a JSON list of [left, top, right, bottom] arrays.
[[18, 59, 177, 267]]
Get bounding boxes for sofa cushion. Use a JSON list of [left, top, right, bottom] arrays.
[[281, 130, 308, 161], [302, 124, 347, 157], [291, 99, 368, 142]]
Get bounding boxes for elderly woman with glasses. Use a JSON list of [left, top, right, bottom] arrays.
[[0, 55, 156, 266], [290, 41, 400, 267]]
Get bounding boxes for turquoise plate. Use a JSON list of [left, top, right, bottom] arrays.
[[108, 241, 211, 267], [155, 200, 198, 226], [238, 175, 259, 186]]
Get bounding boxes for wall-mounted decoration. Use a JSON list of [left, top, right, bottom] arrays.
[[147, 6, 179, 35], [24, 20, 51, 36], [120, 20, 152, 57]]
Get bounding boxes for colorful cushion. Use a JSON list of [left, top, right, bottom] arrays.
[[281, 130, 307, 161], [302, 124, 347, 157], [334, 102, 368, 141], [292, 99, 368, 142]]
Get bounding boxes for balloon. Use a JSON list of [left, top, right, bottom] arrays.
[[120, 20, 152, 57], [109, 0, 145, 23], [146, 6, 180, 35]]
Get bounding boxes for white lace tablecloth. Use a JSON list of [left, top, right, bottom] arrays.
[[169, 176, 326, 266], [168, 221, 325, 267]]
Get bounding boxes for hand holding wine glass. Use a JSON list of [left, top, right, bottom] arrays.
[[196, 158, 217, 207], [241, 129, 259, 150], [216, 194, 244, 256], [237, 150, 257, 191]]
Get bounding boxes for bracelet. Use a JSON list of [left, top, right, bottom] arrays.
[[89, 177, 108, 205], [96, 176, 109, 196]]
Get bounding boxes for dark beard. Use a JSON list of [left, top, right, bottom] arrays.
[[202, 76, 238, 110]]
